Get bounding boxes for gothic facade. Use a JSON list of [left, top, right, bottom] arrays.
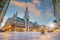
[[3, 7, 39, 31]]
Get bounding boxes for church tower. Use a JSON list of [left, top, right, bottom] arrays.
[[24, 6, 29, 31], [13, 12, 17, 20]]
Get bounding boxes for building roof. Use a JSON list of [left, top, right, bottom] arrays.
[[17, 17, 25, 21]]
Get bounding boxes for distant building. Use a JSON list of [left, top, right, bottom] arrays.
[[39, 25, 48, 30], [3, 7, 39, 31], [7, 12, 25, 28]]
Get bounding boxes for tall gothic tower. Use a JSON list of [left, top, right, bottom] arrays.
[[24, 6, 29, 31]]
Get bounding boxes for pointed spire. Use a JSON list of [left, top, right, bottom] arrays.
[[25, 6, 28, 13], [26, 6, 28, 11], [13, 12, 17, 17], [26, 3, 28, 10], [24, 5, 29, 19], [15, 12, 17, 17]]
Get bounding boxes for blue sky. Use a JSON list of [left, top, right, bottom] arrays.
[[1, 0, 56, 27]]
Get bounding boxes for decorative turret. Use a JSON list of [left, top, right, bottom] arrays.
[[24, 6, 29, 19]]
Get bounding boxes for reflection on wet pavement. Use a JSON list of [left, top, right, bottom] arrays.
[[0, 32, 60, 40]]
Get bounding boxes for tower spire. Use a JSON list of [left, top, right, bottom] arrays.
[[15, 12, 17, 17], [14, 12, 17, 17], [24, 6, 29, 31]]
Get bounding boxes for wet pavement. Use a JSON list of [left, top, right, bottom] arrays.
[[0, 32, 60, 40]]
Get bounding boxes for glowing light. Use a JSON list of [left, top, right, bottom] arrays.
[[9, 26, 11, 28], [3, 32, 10, 37], [33, 29, 36, 32], [54, 29, 60, 32], [49, 22, 55, 29], [45, 30, 48, 33]]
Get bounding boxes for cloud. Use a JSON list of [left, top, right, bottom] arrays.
[[10, 0, 41, 17], [32, 0, 41, 7], [10, 0, 26, 8], [46, 8, 53, 19], [44, 0, 52, 7], [27, 2, 41, 16], [32, 0, 40, 4], [44, 0, 51, 4]]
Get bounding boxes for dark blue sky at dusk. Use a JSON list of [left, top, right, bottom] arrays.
[[1, 0, 56, 27]]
